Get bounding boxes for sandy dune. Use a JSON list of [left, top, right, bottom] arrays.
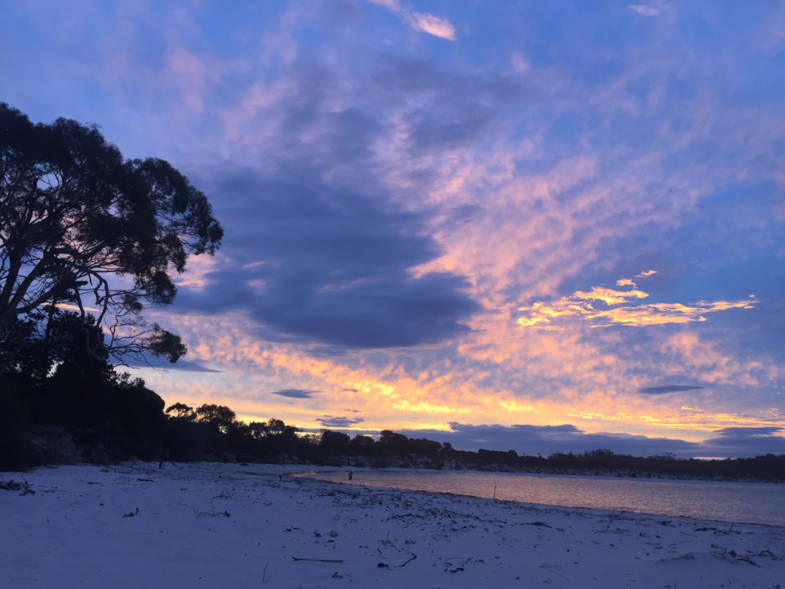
[[2, 462, 783, 588]]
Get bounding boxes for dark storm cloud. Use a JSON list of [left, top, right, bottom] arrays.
[[178, 168, 480, 348], [270, 389, 319, 399], [638, 385, 705, 395], [703, 427, 785, 456], [713, 426, 784, 437], [171, 52, 539, 348], [318, 416, 365, 428]]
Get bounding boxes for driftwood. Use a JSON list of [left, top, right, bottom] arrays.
[[292, 557, 344, 563]]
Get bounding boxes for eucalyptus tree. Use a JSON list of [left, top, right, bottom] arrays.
[[0, 103, 222, 373]]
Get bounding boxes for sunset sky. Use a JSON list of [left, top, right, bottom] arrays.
[[3, 0, 784, 458]]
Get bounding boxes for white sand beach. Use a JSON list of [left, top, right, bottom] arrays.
[[2, 462, 783, 588]]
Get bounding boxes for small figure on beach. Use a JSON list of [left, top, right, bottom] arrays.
[[348, 471, 353, 481]]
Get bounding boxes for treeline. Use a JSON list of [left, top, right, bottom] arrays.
[[316, 431, 785, 482], [3, 348, 784, 482]]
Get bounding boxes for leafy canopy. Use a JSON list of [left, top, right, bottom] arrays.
[[0, 103, 222, 366]]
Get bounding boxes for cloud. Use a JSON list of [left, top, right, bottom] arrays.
[[636, 270, 658, 278], [176, 168, 481, 348], [271, 389, 319, 399], [626, 5, 662, 17], [366, 0, 401, 10], [517, 279, 757, 329], [638, 385, 705, 395], [408, 13, 457, 41], [367, 0, 456, 41], [124, 354, 221, 373], [705, 427, 785, 456], [318, 415, 366, 428], [712, 426, 784, 438]]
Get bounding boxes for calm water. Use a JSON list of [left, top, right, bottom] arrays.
[[300, 469, 785, 526]]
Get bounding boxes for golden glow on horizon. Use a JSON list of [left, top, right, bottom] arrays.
[[134, 268, 779, 449]]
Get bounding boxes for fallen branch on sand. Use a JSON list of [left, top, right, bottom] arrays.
[[0, 480, 35, 496], [292, 557, 344, 563]]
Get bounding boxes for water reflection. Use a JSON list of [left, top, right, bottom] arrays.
[[300, 469, 785, 526]]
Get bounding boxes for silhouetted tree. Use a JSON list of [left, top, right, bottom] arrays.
[[0, 103, 222, 375], [195, 404, 237, 433], [165, 403, 196, 421], [320, 430, 351, 453]]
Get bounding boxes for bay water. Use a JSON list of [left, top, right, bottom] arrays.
[[300, 469, 785, 526]]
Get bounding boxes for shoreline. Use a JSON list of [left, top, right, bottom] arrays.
[[290, 463, 785, 484], [293, 465, 785, 528], [3, 462, 784, 588]]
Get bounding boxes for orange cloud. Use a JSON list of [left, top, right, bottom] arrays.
[[517, 281, 756, 329]]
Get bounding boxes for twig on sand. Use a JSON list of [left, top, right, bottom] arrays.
[[194, 507, 231, 518], [397, 554, 417, 567], [292, 557, 344, 563]]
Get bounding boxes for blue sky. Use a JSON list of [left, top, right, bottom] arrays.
[[2, 0, 784, 457]]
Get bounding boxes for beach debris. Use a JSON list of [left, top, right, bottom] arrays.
[[656, 553, 694, 564], [522, 521, 551, 528], [213, 489, 236, 500], [137, 478, 154, 482], [397, 554, 417, 568], [314, 532, 322, 537], [292, 557, 344, 563], [194, 507, 230, 518], [332, 572, 343, 578], [540, 564, 572, 582], [752, 549, 777, 560], [0, 480, 35, 496], [377, 563, 389, 568], [329, 530, 338, 537], [122, 508, 139, 518]]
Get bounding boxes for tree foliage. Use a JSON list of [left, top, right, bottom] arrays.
[[0, 103, 222, 368]]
